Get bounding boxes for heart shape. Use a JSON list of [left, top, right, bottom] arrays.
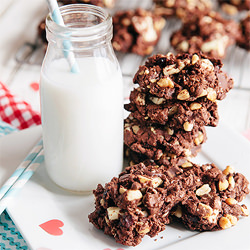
[[39, 219, 64, 236], [30, 82, 39, 91]]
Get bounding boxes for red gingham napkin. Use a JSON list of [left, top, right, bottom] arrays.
[[0, 82, 41, 129]]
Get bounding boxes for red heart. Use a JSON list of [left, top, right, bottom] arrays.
[[30, 82, 39, 91], [39, 219, 64, 236]]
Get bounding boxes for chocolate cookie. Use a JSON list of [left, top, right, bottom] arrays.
[[237, 13, 250, 51], [124, 146, 201, 168], [124, 115, 207, 160], [133, 53, 234, 102], [125, 87, 219, 127], [88, 161, 202, 246], [176, 164, 249, 231], [112, 9, 165, 56], [58, 0, 116, 8], [219, 0, 250, 15], [89, 162, 249, 246], [153, 0, 212, 21], [170, 12, 240, 59]]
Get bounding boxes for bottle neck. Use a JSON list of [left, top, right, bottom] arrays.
[[46, 4, 113, 51]]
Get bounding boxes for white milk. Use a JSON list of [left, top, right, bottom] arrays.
[[40, 57, 124, 191]]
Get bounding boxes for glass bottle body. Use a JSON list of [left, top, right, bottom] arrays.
[[40, 4, 123, 192]]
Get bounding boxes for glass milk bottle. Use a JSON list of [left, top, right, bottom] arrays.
[[40, 4, 123, 192]]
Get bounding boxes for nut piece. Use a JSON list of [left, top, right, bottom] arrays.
[[138, 227, 150, 234], [138, 175, 163, 188], [177, 40, 189, 52], [166, 127, 174, 135], [190, 102, 202, 110], [181, 161, 193, 168], [241, 206, 249, 216], [136, 93, 146, 105], [198, 203, 213, 218], [163, 64, 180, 75], [184, 149, 192, 157], [107, 207, 122, 220], [100, 198, 105, 207], [152, 177, 163, 188], [223, 165, 235, 175], [207, 88, 217, 102], [168, 106, 178, 115], [228, 176, 235, 188], [122, 18, 131, 26], [119, 186, 127, 194], [197, 89, 208, 98], [173, 206, 182, 218], [200, 59, 214, 71], [150, 127, 157, 134], [154, 17, 166, 31], [139, 69, 149, 75], [157, 77, 174, 88], [225, 198, 237, 205], [183, 121, 194, 132], [194, 131, 204, 146], [196, 184, 211, 196], [138, 175, 151, 184], [136, 222, 151, 234], [127, 190, 143, 201], [219, 216, 232, 229], [192, 54, 199, 64], [225, 214, 238, 226], [149, 96, 166, 105], [221, 3, 238, 15], [132, 125, 140, 134], [141, 210, 148, 217], [177, 89, 190, 100], [219, 179, 229, 191], [178, 58, 190, 71]]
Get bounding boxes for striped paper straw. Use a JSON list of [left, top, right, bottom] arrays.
[[0, 149, 44, 215], [46, 0, 80, 73], [0, 139, 43, 200]]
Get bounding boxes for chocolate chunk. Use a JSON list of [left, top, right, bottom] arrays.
[[112, 8, 165, 56]]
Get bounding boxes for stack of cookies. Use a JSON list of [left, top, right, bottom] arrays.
[[89, 52, 249, 247], [124, 52, 233, 166]]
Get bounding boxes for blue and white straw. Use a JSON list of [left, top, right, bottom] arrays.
[[0, 139, 43, 200], [46, 0, 79, 73], [0, 148, 44, 215]]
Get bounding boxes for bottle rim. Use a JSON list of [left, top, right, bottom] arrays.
[[46, 4, 112, 43]]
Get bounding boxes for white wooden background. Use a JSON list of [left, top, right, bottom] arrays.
[[0, 0, 250, 134]]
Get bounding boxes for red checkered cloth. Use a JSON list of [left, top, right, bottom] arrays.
[[0, 82, 41, 129]]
